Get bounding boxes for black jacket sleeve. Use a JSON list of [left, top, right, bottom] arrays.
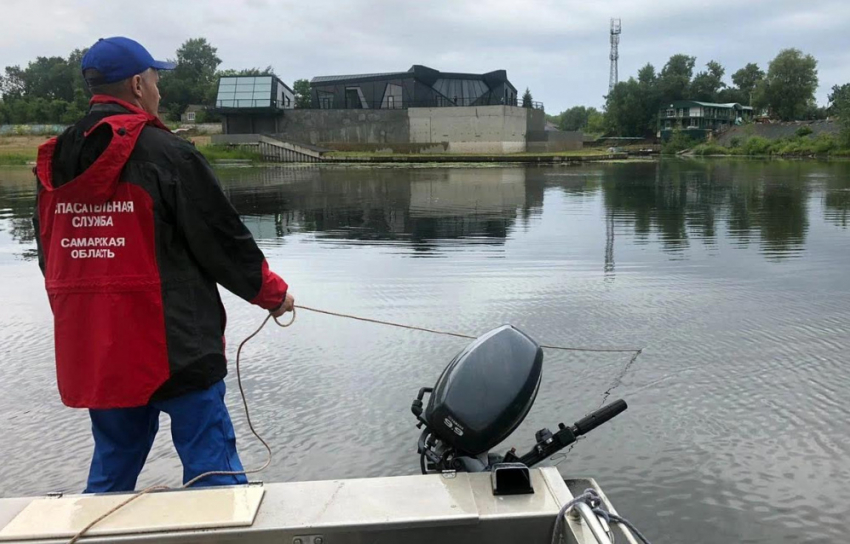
[[33, 180, 45, 276], [168, 146, 288, 309]]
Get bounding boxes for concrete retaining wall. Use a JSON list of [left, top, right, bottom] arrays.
[[312, 142, 450, 154], [275, 109, 409, 146], [254, 105, 540, 154], [526, 108, 546, 133], [211, 133, 264, 144], [526, 130, 583, 153], [409, 106, 527, 153]]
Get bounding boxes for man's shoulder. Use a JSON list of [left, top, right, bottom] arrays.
[[134, 126, 202, 162], [129, 127, 218, 188]]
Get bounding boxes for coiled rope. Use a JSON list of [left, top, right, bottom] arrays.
[[551, 488, 652, 544], [69, 305, 642, 543], [68, 310, 295, 544]]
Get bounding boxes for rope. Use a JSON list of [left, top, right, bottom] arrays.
[[68, 309, 296, 544], [68, 304, 641, 542], [295, 305, 642, 354], [551, 488, 652, 544]]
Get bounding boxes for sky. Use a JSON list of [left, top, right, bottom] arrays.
[[1, 0, 849, 113]]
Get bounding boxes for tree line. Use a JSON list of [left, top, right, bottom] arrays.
[[550, 48, 849, 138], [4, 39, 847, 143], [0, 38, 313, 125]]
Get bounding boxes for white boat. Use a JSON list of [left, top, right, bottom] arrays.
[[0, 471, 638, 544], [0, 325, 643, 544]]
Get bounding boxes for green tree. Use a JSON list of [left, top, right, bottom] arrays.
[[637, 63, 657, 85], [828, 83, 850, 117], [23, 56, 77, 102], [829, 83, 850, 144], [522, 88, 533, 108], [586, 109, 606, 135], [159, 37, 222, 118], [0, 66, 27, 99], [545, 111, 564, 127], [217, 67, 275, 77], [293, 79, 311, 108], [560, 106, 590, 131], [755, 49, 818, 121], [717, 87, 747, 105], [605, 78, 656, 136], [731, 63, 764, 105], [658, 54, 696, 104], [604, 60, 662, 137], [690, 60, 725, 102], [174, 38, 221, 88]]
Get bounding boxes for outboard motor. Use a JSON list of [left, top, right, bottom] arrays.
[[412, 325, 627, 475]]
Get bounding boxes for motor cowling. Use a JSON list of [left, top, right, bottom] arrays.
[[423, 325, 543, 456]]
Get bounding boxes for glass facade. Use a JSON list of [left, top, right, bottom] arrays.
[[216, 76, 274, 108], [432, 78, 488, 106]]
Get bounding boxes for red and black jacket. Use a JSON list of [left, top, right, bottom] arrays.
[[34, 96, 288, 409]]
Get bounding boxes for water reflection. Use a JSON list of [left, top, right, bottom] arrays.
[[221, 167, 544, 255], [825, 174, 850, 228], [0, 170, 37, 260], [2, 160, 850, 263], [601, 160, 815, 259]]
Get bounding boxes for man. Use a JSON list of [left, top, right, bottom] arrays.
[[33, 36, 294, 493]]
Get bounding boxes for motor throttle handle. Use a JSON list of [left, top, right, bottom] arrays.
[[573, 399, 628, 436]]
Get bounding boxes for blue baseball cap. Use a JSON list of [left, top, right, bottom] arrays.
[[81, 37, 176, 85]]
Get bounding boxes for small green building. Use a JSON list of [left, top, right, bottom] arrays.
[[658, 100, 754, 140]]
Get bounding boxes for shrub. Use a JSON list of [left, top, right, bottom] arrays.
[[693, 143, 730, 156], [811, 134, 837, 154], [662, 130, 696, 155], [740, 136, 775, 155]]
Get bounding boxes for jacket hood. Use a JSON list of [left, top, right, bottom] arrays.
[[36, 96, 168, 204]]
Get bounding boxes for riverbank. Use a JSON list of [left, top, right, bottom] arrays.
[[690, 137, 850, 158], [0, 135, 263, 166], [321, 148, 633, 164], [7, 132, 850, 166], [0, 136, 40, 165], [0, 136, 646, 166], [664, 129, 850, 159]]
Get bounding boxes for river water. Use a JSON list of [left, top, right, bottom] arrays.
[[1, 159, 849, 543]]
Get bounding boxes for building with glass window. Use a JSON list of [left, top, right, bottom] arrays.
[[214, 75, 294, 134], [309, 65, 517, 110], [658, 100, 754, 140]]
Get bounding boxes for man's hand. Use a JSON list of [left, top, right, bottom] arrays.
[[271, 292, 295, 318]]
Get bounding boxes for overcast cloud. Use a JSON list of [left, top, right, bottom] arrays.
[[1, 0, 849, 112]]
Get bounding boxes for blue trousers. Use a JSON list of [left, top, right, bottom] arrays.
[[85, 380, 247, 493]]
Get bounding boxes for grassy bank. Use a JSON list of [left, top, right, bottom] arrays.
[[0, 136, 42, 165], [692, 134, 850, 157], [2, 137, 637, 166], [196, 144, 262, 163], [0, 152, 37, 166], [663, 130, 850, 158], [0, 136, 262, 165]]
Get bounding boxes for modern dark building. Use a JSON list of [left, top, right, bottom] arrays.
[[309, 65, 518, 109], [213, 75, 294, 134]]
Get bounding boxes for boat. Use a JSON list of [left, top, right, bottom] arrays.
[[0, 326, 641, 544]]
